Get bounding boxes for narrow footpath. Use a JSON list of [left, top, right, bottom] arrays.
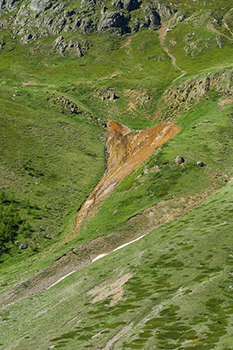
[[158, 19, 186, 82]]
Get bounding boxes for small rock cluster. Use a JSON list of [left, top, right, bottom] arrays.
[[94, 89, 118, 102], [52, 35, 82, 57], [175, 156, 207, 168], [47, 93, 107, 127]]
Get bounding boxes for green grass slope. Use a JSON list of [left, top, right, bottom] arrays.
[[0, 84, 106, 266], [1, 0, 233, 348], [1, 180, 233, 349]]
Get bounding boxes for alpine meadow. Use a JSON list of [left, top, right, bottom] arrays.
[[1, 0, 233, 349]]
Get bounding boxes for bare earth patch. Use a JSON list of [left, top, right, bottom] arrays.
[[88, 272, 133, 307], [218, 97, 233, 108], [22, 81, 55, 87], [121, 37, 132, 55]]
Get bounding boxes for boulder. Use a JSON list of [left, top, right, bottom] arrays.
[[196, 161, 207, 167], [175, 156, 185, 165]]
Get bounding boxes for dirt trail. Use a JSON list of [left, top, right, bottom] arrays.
[[72, 122, 180, 234], [158, 19, 186, 82], [223, 18, 233, 37]]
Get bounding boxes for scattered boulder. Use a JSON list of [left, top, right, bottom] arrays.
[[196, 161, 207, 167], [175, 156, 185, 165]]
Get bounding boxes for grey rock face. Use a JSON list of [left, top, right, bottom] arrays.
[[0, 0, 20, 9], [98, 11, 129, 34], [144, 7, 161, 30], [30, 0, 54, 12], [112, 0, 141, 11], [64, 10, 75, 17], [81, 18, 95, 33]]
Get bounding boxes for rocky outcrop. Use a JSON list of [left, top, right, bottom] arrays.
[[98, 11, 130, 34], [29, 0, 54, 12], [0, 0, 19, 10], [47, 93, 107, 127], [81, 17, 97, 33], [19, 33, 38, 44], [155, 0, 177, 19], [157, 71, 233, 121], [144, 7, 161, 30], [112, 0, 141, 12], [94, 88, 118, 102], [0, 0, 179, 44], [52, 35, 82, 57]]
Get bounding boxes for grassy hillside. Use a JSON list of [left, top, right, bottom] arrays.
[[1, 0, 233, 348]]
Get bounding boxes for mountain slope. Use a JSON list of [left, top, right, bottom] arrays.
[[1, 0, 233, 349]]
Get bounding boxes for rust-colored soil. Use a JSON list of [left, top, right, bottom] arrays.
[[74, 122, 180, 232]]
